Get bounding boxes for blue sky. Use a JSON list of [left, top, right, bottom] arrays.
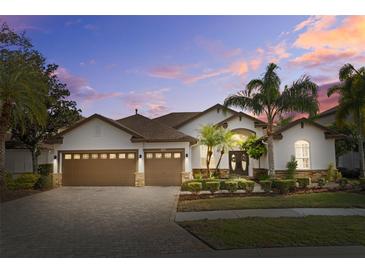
[[1, 15, 365, 118]]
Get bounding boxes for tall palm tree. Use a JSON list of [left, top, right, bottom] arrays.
[[198, 124, 224, 178], [0, 23, 48, 187], [214, 128, 235, 174], [224, 63, 319, 177], [327, 63, 365, 178]]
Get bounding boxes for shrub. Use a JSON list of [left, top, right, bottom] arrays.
[[225, 181, 238, 193], [38, 164, 53, 176], [286, 155, 297, 179], [193, 171, 203, 180], [360, 178, 365, 190], [337, 178, 349, 190], [187, 182, 202, 194], [297, 177, 311, 189], [6, 173, 40, 190], [219, 180, 226, 190], [276, 179, 296, 194], [181, 180, 195, 191], [317, 178, 327, 188], [235, 179, 246, 190], [259, 180, 272, 192], [245, 180, 255, 193], [205, 181, 220, 194], [34, 175, 53, 190], [326, 162, 337, 182]]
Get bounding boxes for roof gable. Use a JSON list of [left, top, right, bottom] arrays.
[[55, 114, 143, 139], [117, 114, 196, 143], [153, 112, 201, 128]]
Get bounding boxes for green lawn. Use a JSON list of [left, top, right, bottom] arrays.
[[179, 216, 365, 249], [178, 192, 365, 212]]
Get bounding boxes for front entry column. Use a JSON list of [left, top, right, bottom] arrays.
[[135, 147, 145, 186]]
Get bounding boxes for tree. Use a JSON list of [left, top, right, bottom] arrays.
[[327, 63, 365, 177], [224, 63, 319, 177], [241, 135, 267, 165], [0, 23, 48, 186], [214, 128, 235, 174], [11, 64, 82, 173], [198, 124, 224, 178]]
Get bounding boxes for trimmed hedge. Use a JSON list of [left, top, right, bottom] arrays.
[[244, 180, 255, 193], [6, 173, 40, 190], [187, 182, 202, 194], [34, 175, 53, 190], [38, 164, 53, 176], [259, 180, 272, 193], [275, 179, 296, 194], [297, 177, 311, 189], [205, 181, 220, 194], [225, 181, 238, 193]]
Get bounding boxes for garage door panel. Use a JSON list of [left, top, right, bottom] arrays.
[[62, 152, 136, 186], [145, 151, 183, 186]]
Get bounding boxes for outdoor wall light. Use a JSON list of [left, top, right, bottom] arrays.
[[185, 153, 188, 158], [139, 154, 142, 159], [53, 155, 57, 160]]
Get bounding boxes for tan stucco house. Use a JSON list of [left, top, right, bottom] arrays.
[[6, 104, 339, 186]]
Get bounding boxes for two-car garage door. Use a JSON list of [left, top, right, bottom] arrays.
[[62, 150, 183, 186], [62, 151, 137, 186]]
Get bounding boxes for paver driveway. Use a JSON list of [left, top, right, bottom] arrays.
[[0, 187, 209, 257]]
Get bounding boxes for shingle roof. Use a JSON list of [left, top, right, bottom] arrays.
[[117, 114, 197, 143], [315, 106, 338, 119], [153, 112, 201, 128]]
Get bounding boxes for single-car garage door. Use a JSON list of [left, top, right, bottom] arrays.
[[145, 151, 183, 186], [62, 151, 137, 186]]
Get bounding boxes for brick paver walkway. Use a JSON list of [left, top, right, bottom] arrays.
[[0, 187, 209, 257]]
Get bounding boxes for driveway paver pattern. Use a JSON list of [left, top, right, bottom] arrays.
[[0, 187, 209, 257]]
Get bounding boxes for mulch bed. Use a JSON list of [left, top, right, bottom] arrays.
[[0, 188, 52, 203], [179, 187, 358, 201]]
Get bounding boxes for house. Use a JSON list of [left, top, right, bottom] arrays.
[[314, 105, 361, 172], [5, 104, 338, 186]]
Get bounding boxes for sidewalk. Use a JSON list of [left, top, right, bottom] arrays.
[[175, 208, 365, 222], [171, 245, 365, 258]]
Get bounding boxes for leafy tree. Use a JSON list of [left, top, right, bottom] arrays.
[[327, 63, 365, 178], [214, 128, 235, 174], [198, 124, 224, 178], [224, 63, 319, 177], [241, 135, 267, 161], [11, 64, 82, 173], [0, 23, 48, 186]]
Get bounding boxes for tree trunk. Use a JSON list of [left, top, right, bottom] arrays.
[[0, 102, 12, 188], [206, 148, 212, 178], [267, 135, 275, 177], [358, 112, 365, 177], [215, 150, 224, 175], [30, 146, 40, 174]]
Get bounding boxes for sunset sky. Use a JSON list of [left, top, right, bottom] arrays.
[[1, 15, 365, 119]]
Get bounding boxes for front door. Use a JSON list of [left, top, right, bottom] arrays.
[[229, 151, 249, 176]]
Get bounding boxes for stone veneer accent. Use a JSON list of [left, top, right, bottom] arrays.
[[135, 172, 145, 187], [181, 172, 192, 182], [52, 173, 62, 187], [192, 169, 230, 179], [274, 170, 327, 181]]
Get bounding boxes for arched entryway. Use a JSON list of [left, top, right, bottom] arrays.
[[229, 128, 255, 176]]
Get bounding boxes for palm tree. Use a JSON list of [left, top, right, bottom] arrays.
[[198, 124, 224, 178], [0, 23, 48, 186], [214, 128, 235, 175], [327, 63, 365, 178], [224, 63, 319, 177]]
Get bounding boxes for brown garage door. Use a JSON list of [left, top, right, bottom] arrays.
[[145, 151, 183, 186], [62, 151, 137, 186]]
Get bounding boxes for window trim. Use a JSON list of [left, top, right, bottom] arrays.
[[294, 140, 311, 170]]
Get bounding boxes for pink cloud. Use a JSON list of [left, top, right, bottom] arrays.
[[55, 67, 122, 103], [148, 65, 185, 79], [290, 48, 357, 68], [267, 42, 290, 63], [195, 36, 242, 58], [294, 16, 336, 33], [294, 16, 365, 52]]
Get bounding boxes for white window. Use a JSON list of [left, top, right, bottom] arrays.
[[155, 153, 162, 159], [91, 154, 98, 159], [73, 154, 81, 160], [173, 152, 181, 159], [164, 153, 172, 159], [295, 140, 310, 169], [65, 154, 72, 160], [146, 153, 153, 159], [82, 154, 89, 159], [128, 153, 135, 159], [118, 153, 126, 159], [109, 153, 116, 159], [100, 153, 108, 159]]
